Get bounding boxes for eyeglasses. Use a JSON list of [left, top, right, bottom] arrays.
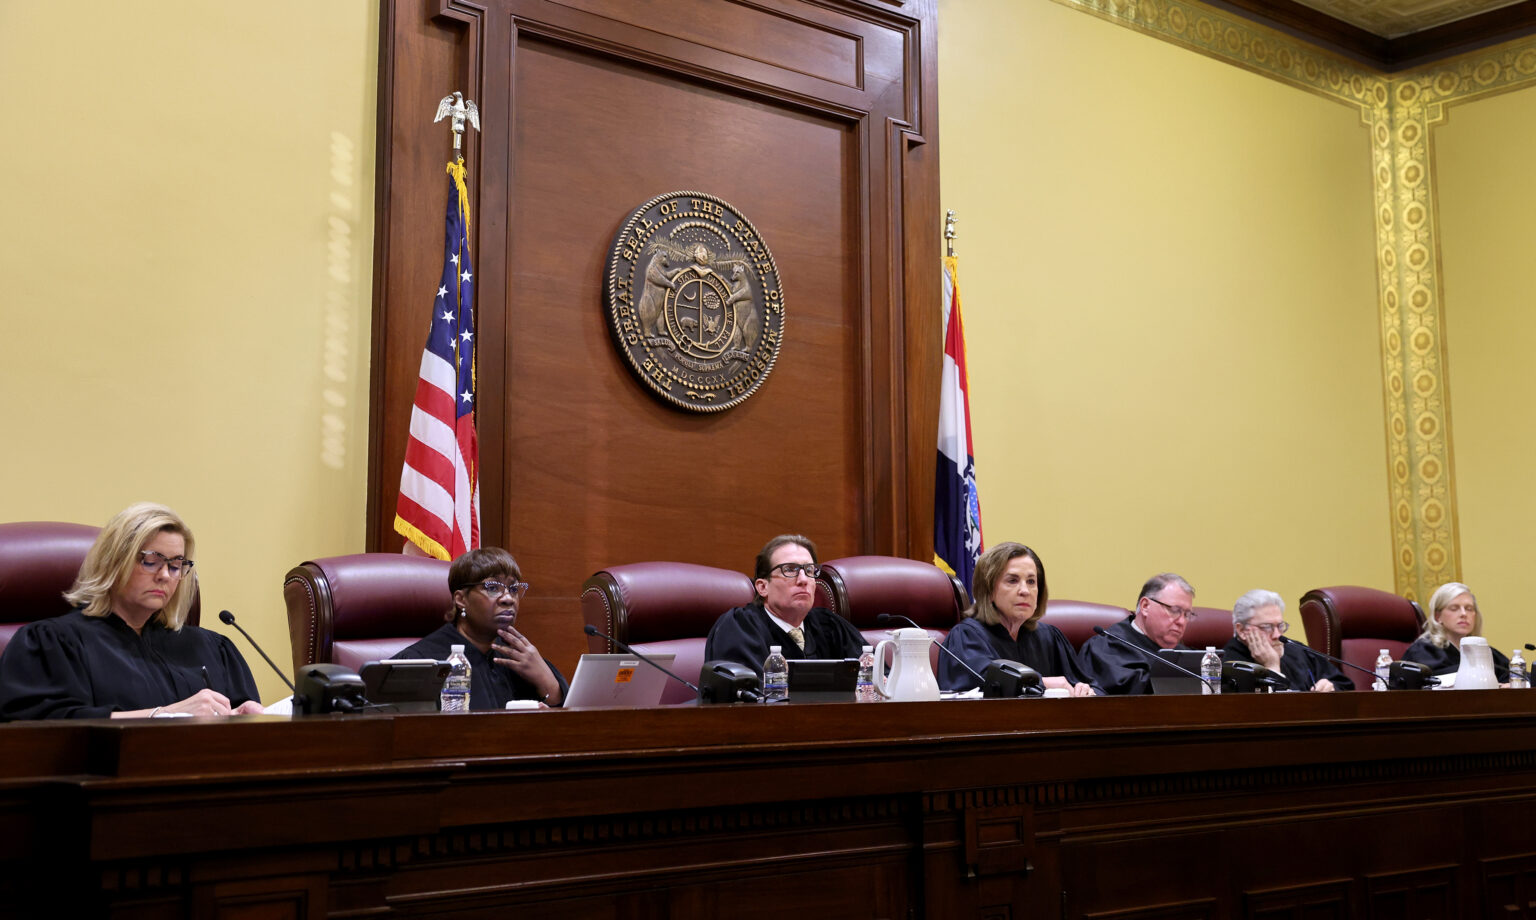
[[769, 562, 820, 579], [139, 550, 193, 577], [1249, 621, 1290, 635], [475, 580, 529, 600], [1145, 596, 1197, 620]]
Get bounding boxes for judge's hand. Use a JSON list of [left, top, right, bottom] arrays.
[[1239, 626, 1283, 670], [163, 688, 237, 717], [233, 700, 266, 714], [1310, 678, 1336, 692], [1042, 677, 1096, 697], [493, 625, 562, 705]]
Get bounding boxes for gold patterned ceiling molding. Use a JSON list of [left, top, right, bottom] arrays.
[[1292, 0, 1526, 38], [1052, 0, 1536, 601]]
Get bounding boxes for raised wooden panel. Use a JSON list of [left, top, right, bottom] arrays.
[[1364, 865, 1458, 919], [1243, 879, 1351, 920], [371, 0, 940, 676]]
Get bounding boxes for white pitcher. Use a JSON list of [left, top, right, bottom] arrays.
[[1454, 636, 1498, 690], [873, 627, 940, 701]]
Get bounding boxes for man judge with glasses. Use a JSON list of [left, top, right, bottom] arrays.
[[1223, 589, 1352, 692], [1077, 572, 1197, 695], [392, 546, 568, 709], [704, 534, 866, 678]]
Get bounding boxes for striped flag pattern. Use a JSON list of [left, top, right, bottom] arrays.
[[394, 160, 480, 560], [934, 255, 983, 594]]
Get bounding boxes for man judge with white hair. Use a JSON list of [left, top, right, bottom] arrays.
[[1222, 589, 1354, 692]]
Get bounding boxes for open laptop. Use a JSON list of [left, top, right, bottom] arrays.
[[564, 652, 678, 708], [1149, 648, 1215, 695]]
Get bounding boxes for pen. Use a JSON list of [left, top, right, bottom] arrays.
[[201, 666, 211, 690]]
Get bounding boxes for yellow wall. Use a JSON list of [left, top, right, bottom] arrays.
[[0, 1, 378, 702], [939, 0, 1394, 617], [1435, 85, 1536, 657]]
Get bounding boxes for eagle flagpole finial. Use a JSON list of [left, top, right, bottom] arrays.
[[434, 91, 480, 157]]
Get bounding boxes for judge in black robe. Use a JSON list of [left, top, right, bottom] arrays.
[[1077, 573, 1198, 695], [0, 502, 263, 720], [703, 534, 865, 678], [0, 610, 260, 721], [937, 542, 1099, 695], [1402, 581, 1510, 684], [940, 617, 1101, 693], [394, 622, 568, 710], [1224, 589, 1353, 692], [393, 546, 568, 709]]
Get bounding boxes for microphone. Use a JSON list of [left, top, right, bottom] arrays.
[[583, 624, 700, 693], [219, 609, 297, 694], [876, 613, 1042, 697], [1278, 635, 1382, 688], [1091, 625, 1212, 691], [1524, 643, 1534, 652]]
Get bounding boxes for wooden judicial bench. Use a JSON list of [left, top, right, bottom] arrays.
[[4, 693, 1536, 919]]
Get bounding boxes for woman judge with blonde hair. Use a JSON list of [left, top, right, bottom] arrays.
[[1403, 581, 1510, 684], [0, 502, 262, 720]]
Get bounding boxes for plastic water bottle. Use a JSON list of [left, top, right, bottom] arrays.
[[856, 645, 877, 702], [1376, 648, 1400, 691], [1511, 649, 1529, 689], [1200, 646, 1221, 695], [763, 645, 788, 702], [1374, 649, 1392, 691], [440, 644, 471, 712]]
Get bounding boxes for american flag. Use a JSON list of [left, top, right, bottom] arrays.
[[394, 160, 480, 560]]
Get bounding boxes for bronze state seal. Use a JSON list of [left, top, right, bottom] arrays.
[[605, 191, 784, 412]]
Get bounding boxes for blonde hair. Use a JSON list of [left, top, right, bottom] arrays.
[[65, 502, 198, 630], [1420, 581, 1481, 649]]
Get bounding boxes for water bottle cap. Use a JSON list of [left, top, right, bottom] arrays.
[[451, 644, 464, 653], [862, 645, 873, 652], [769, 645, 781, 653], [1205, 646, 1215, 652]]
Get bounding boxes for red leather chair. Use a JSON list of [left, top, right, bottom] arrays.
[[1183, 606, 1236, 651], [1299, 586, 1425, 689], [814, 556, 967, 672], [1038, 600, 1126, 651], [0, 521, 201, 655], [581, 562, 755, 705], [284, 554, 452, 673]]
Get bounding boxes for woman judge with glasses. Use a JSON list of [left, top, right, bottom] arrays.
[[1222, 589, 1353, 692], [703, 534, 866, 678], [391, 547, 568, 709], [0, 502, 263, 720]]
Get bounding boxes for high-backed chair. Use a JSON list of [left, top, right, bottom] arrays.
[[1299, 586, 1425, 689], [0, 521, 202, 655], [814, 556, 967, 672], [284, 554, 452, 674], [581, 562, 755, 705], [1183, 606, 1236, 651], [1038, 600, 1126, 651]]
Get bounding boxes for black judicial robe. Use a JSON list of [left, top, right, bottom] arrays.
[[1402, 636, 1510, 684], [938, 617, 1102, 693], [392, 623, 569, 711], [703, 604, 866, 678], [1075, 615, 1187, 695], [1221, 636, 1355, 692], [0, 610, 260, 721]]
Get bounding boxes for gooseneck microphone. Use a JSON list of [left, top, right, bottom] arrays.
[[219, 609, 297, 693], [583, 624, 700, 693], [1091, 625, 1211, 688], [1278, 635, 1382, 686], [875, 613, 988, 686]]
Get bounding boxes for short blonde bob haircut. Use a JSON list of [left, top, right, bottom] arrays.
[[967, 542, 1049, 631], [64, 502, 198, 630], [1420, 581, 1482, 649]]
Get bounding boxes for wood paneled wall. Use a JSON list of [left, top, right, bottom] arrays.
[[369, 0, 941, 672]]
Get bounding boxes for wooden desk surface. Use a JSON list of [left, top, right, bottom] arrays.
[[3, 692, 1534, 918]]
